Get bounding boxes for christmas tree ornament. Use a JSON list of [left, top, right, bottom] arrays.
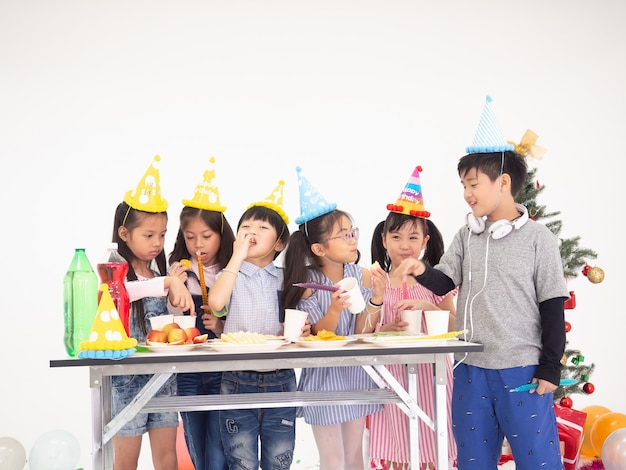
[[586, 266, 605, 284], [560, 396, 573, 408], [508, 128, 547, 160], [565, 321, 572, 332], [564, 291, 576, 309], [583, 383, 595, 394]]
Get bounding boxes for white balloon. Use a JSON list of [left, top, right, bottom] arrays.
[[0, 436, 27, 470], [29, 430, 80, 470], [602, 428, 626, 470]]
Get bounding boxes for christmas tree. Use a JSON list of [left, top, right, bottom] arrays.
[[513, 134, 599, 404]]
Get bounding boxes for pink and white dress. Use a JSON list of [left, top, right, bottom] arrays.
[[368, 280, 457, 468]]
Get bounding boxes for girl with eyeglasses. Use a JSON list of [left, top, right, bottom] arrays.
[[282, 206, 386, 470]]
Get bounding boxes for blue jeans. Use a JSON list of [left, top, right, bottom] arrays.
[[219, 369, 296, 470], [178, 372, 227, 470]]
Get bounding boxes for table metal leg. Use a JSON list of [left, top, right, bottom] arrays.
[[434, 353, 449, 470]]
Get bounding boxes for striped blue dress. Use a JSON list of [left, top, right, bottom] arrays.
[[296, 263, 382, 425]]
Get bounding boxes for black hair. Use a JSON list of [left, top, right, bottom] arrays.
[[168, 206, 235, 268], [282, 209, 359, 310], [370, 212, 445, 271], [457, 151, 528, 197], [112, 201, 168, 335], [238, 205, 290, 259]]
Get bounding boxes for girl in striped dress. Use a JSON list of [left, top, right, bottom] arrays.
[[282, 208, 386, 470], [369, 213, 457, 470]]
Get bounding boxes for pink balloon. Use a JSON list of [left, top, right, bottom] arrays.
[[602, 428, 626, 470], [0, 436, 27, 470]]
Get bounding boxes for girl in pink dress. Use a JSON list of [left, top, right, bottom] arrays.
[[368, 208, 457, 469]]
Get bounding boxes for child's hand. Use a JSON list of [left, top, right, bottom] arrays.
[[168, 261, 189, 283], [395, 299, 436, 312], [331, 287, 350, 313], [300, 318, 312, 337], [380, 313, 409, 332], [369, 264, 386, 302], [529, 378, 558, 396], [398, 258, 425, 279], [231, 230, 252, 263], [200, 308, 224, 335], [166, 276, 195, 315]]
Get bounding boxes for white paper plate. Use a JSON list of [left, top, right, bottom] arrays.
[[203, 339, 290, 353], [360, 335, 454, 347], [295, 335, 358, 348], [140, 342, 201, 353]]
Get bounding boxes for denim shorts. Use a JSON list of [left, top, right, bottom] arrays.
[[112, 373, 179, 437]]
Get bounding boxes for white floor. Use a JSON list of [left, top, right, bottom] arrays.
[[291, 420, 517, 469]]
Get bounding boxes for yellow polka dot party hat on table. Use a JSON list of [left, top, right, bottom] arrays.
[[182, 156, 227, 212], [123, 155, 168, 212], [386, 165, 431, 218], [78, 284, 137, 359], [247, 179, 290, 224], [466, 95, 514, 154], [294, 166, 337, 225]]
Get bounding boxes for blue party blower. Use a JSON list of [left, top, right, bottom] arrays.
[[509, 378, 578, 393]]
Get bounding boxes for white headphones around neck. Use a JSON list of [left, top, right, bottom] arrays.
[[466, 203, 529, 240]]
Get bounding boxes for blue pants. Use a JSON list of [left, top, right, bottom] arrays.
[[178, 372, 227, 470], [219, 369, 296, 470], [452, 363, 563, 470]]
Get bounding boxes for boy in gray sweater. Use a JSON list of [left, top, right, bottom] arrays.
[[401, 98, 569, 469]]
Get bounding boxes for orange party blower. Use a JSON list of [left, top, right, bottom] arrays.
[[196, 251, 209, 308]]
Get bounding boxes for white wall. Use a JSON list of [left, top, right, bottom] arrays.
[[1, 1, 623, 468]]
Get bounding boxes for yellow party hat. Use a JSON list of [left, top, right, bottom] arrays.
[[248, 180, 289, 224], [182, 157, 227, 212], [78, 284, 137, 359], [123, 155, 168, 213]]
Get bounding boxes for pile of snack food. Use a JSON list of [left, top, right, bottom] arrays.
[[219, 331, 279, 344], [300, 329, 346, 342]]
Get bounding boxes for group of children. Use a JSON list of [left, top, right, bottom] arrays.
[[107, 96, 569, 470]]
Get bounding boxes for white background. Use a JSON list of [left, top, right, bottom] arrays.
[[1, 1, 623, 468]]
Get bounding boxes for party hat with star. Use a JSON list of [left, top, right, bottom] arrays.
[[182, 157, 227, 212], [123, 155, 168, 212], [248, 180, 289, 224]]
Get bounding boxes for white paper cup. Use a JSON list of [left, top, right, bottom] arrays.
[[400, 310, 422, 334], [174, 315, 196, 329], [424, 310, 449, 336], [337, 277, 366, 314], [149, 314, 174, 331], [283, 309, 308, 341]]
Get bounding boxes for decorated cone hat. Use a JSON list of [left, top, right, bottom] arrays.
[[387, 165, 431, 218], [123, 155, 168, 212], [78, 284, 137, 359], [466, 96, 514, 154], [182, 157, 227, 212], [295, 166, 337, 225], [248, 180, 290, 224]]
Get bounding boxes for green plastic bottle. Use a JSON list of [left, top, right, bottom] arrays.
[[63, 248, 98, 357]]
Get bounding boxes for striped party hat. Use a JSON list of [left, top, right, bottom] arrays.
[[466, 96, 514, 154], [386, 165, 430, 218]]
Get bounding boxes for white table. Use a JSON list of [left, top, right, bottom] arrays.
[[50, 338, 482, 469]]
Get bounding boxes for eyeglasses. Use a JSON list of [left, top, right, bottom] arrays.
[[324, 227, 360, 243]]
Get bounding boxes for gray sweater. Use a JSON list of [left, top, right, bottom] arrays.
[[425, 218, 569, 371]]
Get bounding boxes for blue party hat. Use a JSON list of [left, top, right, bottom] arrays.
[[295, 166, 337, 225], [466, 96, 514, 154]]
